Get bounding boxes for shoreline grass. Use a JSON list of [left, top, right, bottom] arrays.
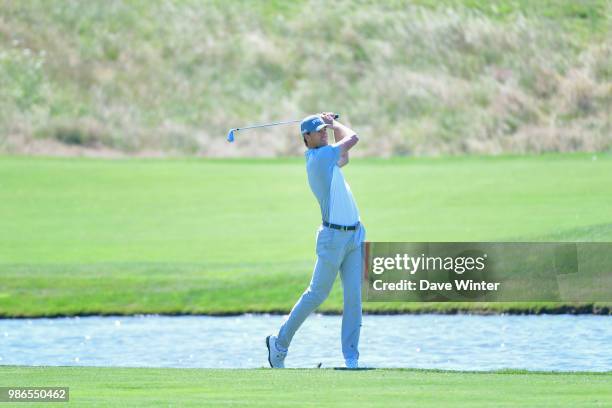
[[0, 262, 610, 318]]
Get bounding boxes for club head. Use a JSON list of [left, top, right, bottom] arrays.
[[227, 129, 235, 143]]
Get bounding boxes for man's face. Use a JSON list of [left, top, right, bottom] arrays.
[[305, 126, 329, 148]]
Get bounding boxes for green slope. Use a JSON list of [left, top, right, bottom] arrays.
[[0, 154, 610, 316], [1, 154, 611, 264]]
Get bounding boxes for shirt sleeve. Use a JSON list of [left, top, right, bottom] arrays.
[[316, 145, 341, 170]]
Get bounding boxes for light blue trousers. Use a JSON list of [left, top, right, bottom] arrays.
[[277, 223, 365, 361]]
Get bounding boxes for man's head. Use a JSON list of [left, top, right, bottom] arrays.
[[300, 114, 330, 148]]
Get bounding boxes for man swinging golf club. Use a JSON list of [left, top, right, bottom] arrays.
[[267, 112, 365, 369]]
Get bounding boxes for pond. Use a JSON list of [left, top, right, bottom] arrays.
[[1, 314, 610, 371]]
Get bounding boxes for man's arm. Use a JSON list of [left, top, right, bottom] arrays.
[[320, 112, 359, 167]]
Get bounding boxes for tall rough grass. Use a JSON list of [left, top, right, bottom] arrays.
[[0, 0, 610, 156]]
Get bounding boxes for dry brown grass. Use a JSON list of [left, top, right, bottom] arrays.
[[0, 1, 609, 157]]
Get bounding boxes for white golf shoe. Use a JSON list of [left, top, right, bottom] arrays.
[[345, 358, 358, 369], [266, 335, 287, 368]]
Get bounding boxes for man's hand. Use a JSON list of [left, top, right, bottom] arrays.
[[320, 112, 336, 126], [319, 113, 358, 167]]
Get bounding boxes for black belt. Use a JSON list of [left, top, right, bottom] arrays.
[[323, 221, 359, 231]]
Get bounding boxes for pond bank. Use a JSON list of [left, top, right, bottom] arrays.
[[0, 302, 610, 319]]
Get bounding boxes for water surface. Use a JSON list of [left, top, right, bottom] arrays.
[[1, 314, 610, 371]]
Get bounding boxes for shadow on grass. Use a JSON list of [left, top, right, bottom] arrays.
[[333, 367, 377, 371]]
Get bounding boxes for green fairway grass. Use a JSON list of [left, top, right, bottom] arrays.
[[0, 366, 610, 407], [0, 154, 611, 316]]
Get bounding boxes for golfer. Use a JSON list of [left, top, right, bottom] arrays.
[[267, 112, 365, 369]]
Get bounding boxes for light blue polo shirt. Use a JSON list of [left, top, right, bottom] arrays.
[[305, 145, 360, 226]]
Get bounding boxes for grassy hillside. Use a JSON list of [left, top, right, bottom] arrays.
[[0, 0, 610, 156], [1, 366, 610, 407], [0, 154, 610, 316]]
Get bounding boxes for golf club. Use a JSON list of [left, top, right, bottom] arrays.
[[227, 114, 339, 142]]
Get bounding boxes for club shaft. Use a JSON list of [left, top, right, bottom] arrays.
[[234, 114, 339, 132], [235, 119, 301, 132]]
